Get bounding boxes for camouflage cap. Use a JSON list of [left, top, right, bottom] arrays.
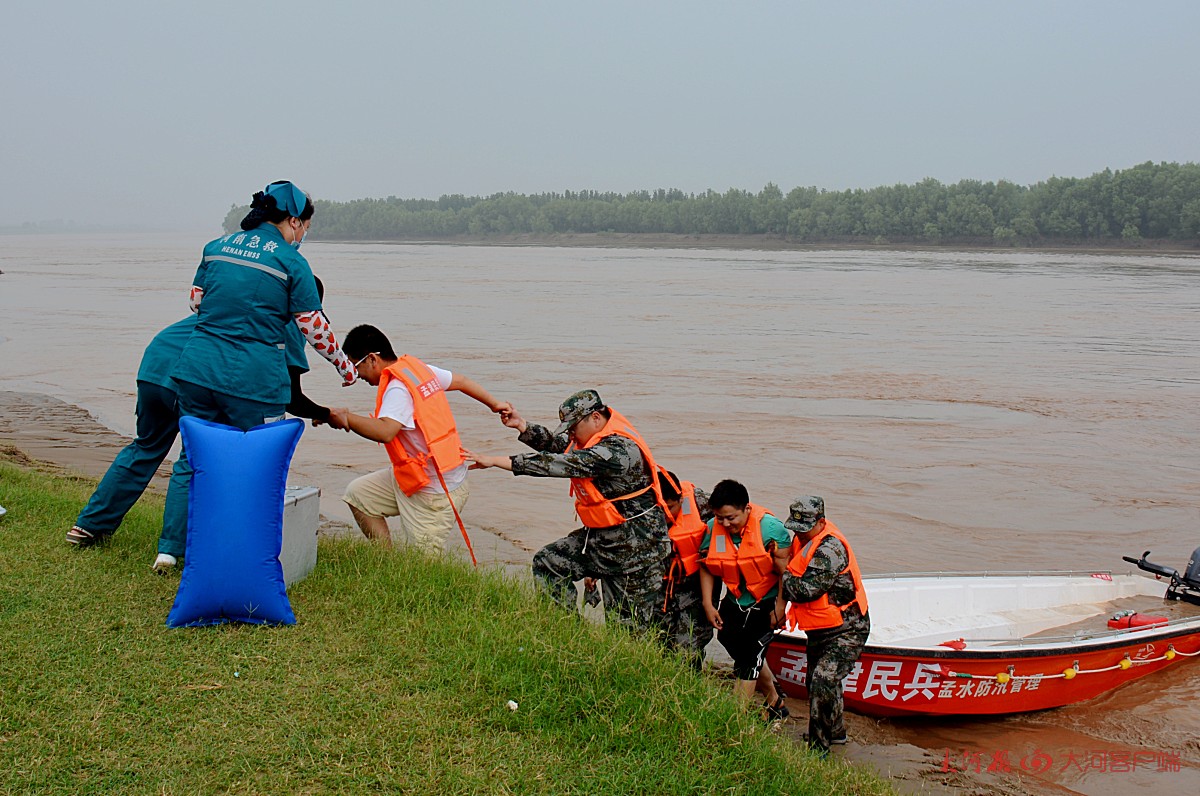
[[783, 496, 825, 534], [552, 389, 605, 436]]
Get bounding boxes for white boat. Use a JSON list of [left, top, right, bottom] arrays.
[[767, 549, 1200, 716]]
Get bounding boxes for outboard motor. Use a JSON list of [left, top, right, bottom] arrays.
[[1123, 547, 1200, 607], [1184, 547, 1200, 585]]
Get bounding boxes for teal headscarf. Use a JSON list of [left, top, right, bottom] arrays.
[[264, 181, 309, 218]]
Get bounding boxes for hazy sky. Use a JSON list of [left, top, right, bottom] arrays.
[[4, 1, 1198, 230]]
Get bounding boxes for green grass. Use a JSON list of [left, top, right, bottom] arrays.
[[0, 459, 895, 795]]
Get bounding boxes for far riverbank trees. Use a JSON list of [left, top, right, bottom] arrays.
[[224, 161, 1200, 246]]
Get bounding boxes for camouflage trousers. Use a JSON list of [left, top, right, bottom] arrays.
[[531, 525, 672, 636], [663, 569, 714, 671], [803, 606, 870, 754]]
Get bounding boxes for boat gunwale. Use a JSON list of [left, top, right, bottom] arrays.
[[862, 569, 1123, 580], [856, 619, 1200, 659], [775, 570, 1200, 658]]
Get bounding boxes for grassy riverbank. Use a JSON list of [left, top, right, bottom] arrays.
[[0, 459, 893, 795]]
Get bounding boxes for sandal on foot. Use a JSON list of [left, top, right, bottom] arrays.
[[67, 525, 102, 546], [765, 695, 790, 722]]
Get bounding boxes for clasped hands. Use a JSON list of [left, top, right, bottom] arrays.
[[464, 402, 525, 470], [313, 398, 526, 469]]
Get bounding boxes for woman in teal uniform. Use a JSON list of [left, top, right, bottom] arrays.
[[171, 181, 356, 428], [67, 316, 196, 565], [66, 308, 329, 570], [167, 183, 356, 566]]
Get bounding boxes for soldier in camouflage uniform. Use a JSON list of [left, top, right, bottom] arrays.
[[466, 390, 672, 635], [778, 496, 870, 756], [658, 471, 715, 669]]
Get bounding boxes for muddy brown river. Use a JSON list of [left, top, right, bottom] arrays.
[[2, 233, 1197, 793]]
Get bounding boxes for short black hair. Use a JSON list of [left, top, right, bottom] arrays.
[[343, 324, 397, 361], [709, 479, 750, 511], [657, 470, 682, 502]]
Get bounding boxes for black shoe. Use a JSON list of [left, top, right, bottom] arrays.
[[799, 734, 832, 757], [831, 735, 848, 745], [765, 695, 790, 722]]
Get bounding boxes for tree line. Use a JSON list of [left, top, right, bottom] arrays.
[[223, 161, 1200, 245]]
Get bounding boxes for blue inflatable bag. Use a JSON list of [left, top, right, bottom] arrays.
[[167, 417, 304, 628]]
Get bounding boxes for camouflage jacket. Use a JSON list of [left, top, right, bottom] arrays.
[[512, 422, 668, 530], [781, 534, 860, 608], [691, 486, 713, 523]]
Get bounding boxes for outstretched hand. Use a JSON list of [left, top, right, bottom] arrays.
[[498, 406, 528, 433], [327, 407, 353, 432], [463, 450, 512, 471]]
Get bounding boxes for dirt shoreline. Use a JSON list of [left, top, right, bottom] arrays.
[[0, 389, 1072, 795], [318, 231, 1200, 256]]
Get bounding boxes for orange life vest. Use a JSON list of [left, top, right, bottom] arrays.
[[375, 355, 464, 497], [784, 521, 868, 631], [566, 408, 669, 529], [702, 504, 779, 601], [667, 480, 708, 577]]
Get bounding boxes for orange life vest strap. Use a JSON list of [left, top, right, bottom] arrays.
[[432, 449, 476, 568]]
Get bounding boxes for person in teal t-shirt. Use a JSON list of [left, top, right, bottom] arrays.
[[698, 479, 792, 721]]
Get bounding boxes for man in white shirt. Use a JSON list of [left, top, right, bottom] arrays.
[[329, 324, 510, 553]]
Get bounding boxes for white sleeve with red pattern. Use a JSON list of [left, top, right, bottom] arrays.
[[189, 286, 204, 313], [294, 311, 357, 385]]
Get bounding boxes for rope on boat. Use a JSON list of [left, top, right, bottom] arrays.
[[946, 643, 1200, 682]]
